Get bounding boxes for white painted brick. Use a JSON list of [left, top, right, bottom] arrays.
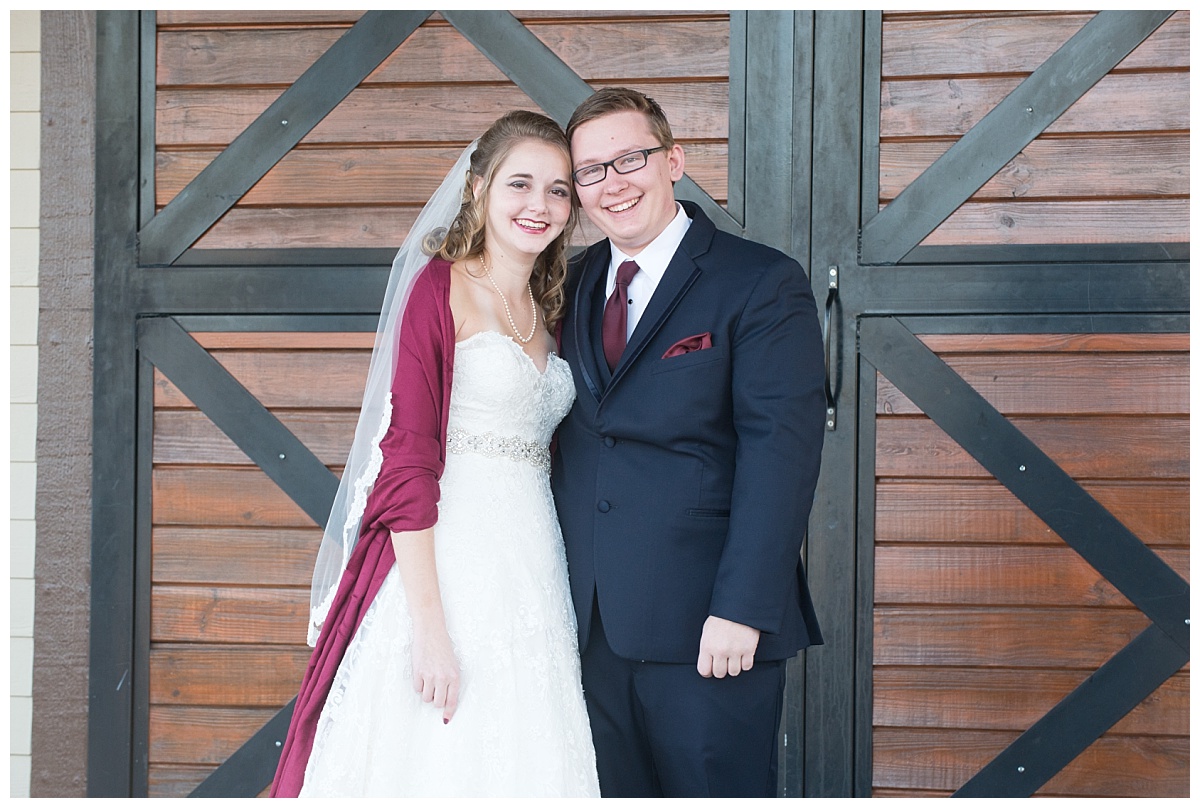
[[11, 637, 33, 697], [10, 578, 35, 637], [10, 11, 41, 53], [9, 170, 39, 229], [10, 697, 32, 755], [10, 228, 39, 286], [10, 404, 36, 462], [8, 16, 36, 788], [11, 753, 31, 798], [10, 286, 38, 346], [9, 519, 35, 580], [10, 462, 36, 522], [10, 53, 40, 112], [10, 111, 39, 169], [11, 346, 38, 404]]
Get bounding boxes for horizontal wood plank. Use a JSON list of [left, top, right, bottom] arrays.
[[153, 466, 321, 528], [154, 351, 370, 409], [156, 20, 730, 87], [872, 787, 952, 797], [155, 10, 714, 27], [151, 584, 309, 644], [874, 606, 1150, 668], [148, 764, 218, 799], [882, 11, 1091, 20], [191, 332, 374, 349], [873, 667, 1189, 736], [881, 11, 1188, 77], [149, 705, 281, 765], [876, 353, 1189, 416], [156, 142, 729, 207], [879, 134, 1188, 202], [197, 205, 419, 250], [873, 726, 1188, 796], [158, 25, 509, 87], [154, 409, 356, 466], [874, 415, 1189, 479], [874, 545, 1188, 607], [874, 479, 1189, 547], [157, 144, 476, 206], [152, 526, 321, 586], [880, 72, 1189, 139], [914, 333, 1190, 354], [150, 643, 310, 706], [156, 11, 365, 26], [156, 82, 728, 147], [916, 199, 1188, 246]]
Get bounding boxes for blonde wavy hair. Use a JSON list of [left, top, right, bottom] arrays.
[[429, 110, 578, 330]]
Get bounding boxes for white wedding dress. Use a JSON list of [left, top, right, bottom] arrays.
[[300, 330, 599, 797]]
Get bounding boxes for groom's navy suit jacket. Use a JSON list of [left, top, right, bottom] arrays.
[[552, 202, 826, 664]]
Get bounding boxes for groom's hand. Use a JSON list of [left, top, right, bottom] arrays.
[[697, 615, 760, 678]]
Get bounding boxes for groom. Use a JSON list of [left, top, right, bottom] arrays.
[[552, 88, 826, 797]]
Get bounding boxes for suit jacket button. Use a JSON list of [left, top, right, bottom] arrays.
[[597, 500, 611, 513], [603, 436, 615, 448]]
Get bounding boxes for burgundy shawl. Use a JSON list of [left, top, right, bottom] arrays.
[[271, 259, 455, 797]]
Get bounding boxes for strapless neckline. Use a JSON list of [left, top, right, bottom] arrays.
[[455, 329, 564, 377]]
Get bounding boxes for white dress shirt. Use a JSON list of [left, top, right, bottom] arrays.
[[605, 204, 693, 341]]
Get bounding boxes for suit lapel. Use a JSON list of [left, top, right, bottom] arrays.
[[571, 243, 610, 402]]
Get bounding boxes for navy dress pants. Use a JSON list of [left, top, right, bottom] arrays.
[[580, 602, 787, 797]]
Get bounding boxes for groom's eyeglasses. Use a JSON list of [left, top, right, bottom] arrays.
[[572, 147, 667, 187]]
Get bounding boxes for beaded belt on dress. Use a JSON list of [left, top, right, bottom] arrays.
[[446, 428, 550, 472]]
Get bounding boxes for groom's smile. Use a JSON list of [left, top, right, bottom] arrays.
[[606, 197, 640, 214]]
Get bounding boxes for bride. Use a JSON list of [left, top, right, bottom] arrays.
[[271, 111, 599, 797]]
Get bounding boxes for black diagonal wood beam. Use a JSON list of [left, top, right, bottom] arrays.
[[953, 624, 1188, 797], [859, 316, 1189, 650], [860, 10, 1174, 265], [137, 317, 339, 526], [138, 10, 432, 267], [441, 10, 741, 234]]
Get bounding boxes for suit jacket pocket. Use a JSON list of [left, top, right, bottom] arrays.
[[686, 508, 731, 518], [651, 343, 728, 374]]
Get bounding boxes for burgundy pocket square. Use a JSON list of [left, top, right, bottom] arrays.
[[662, 332, 713, 358]]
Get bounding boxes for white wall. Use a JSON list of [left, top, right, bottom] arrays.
[[10, 9, 41, 798]]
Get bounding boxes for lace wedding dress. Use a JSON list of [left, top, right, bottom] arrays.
[[300, 331, 599, 797]]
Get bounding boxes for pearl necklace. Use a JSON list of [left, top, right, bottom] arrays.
[[480, 255, 538, 345]]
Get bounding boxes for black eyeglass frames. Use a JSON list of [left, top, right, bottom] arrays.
[[572, 146, 667, 187]]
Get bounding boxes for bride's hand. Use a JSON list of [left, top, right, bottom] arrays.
[[411, 628, 460, 723]]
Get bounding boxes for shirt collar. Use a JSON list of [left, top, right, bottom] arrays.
[[607, 203, 692, 284]]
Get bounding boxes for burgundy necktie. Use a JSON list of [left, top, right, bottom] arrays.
[[602, 259, 640, 371]]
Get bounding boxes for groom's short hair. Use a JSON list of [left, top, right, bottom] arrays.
[[566, 87, 676, 151]]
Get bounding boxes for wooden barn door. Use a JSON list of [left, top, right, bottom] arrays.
[[90, 10, 818, 797], [803, 10, 1189, 798], [89, 10, 1190, 799]]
